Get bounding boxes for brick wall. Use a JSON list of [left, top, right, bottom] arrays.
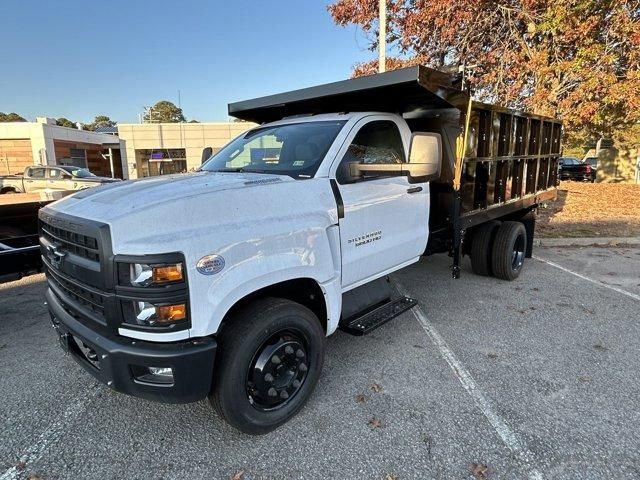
[[0, 139, 33, 175]]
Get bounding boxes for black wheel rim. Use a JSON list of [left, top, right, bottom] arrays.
[[246, 329, 309, 412], [511, 234, 525, 271]]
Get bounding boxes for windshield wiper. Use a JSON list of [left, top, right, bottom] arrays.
[[209, 167, 269, 174]]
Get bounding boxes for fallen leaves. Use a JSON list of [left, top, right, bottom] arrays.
[[370, 383, 384, 393], [230, 470, 244, 480], [355, 394, 368, 403], [470, 462, 489, 479], [537, 183, 640, 238], [368, 417, 384, 429], [15, 462, 26, 472]]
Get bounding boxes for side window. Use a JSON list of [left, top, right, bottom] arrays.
[[337, 120, 405, 184], [49, 168, 61, 179], [28, 167, 46, 179]]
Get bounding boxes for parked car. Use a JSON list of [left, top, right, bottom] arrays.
[[584, 156, 599, 178], [559, 157, 595, 182], [0, 165, 120, 194]]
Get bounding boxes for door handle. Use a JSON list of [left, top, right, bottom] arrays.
[[406, 186, 423, 194]]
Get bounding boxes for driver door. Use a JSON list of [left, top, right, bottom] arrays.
[[333, 117, 429, 289], [47, 168, 74, 191], [24, 167, 48, 192]]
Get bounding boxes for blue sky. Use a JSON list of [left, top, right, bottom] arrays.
[[0, 1, 378, 123]]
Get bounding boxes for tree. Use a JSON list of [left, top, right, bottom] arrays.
[[56, 117, 76, 128], [329, 0, 640, 139], [143, 101, 186, 123], [0, 112, 27, 122], [84, 115, 116, 131]]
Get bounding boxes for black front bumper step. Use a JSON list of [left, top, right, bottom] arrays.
[[339, 296, 417, 336]]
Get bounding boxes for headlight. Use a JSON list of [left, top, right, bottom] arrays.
[[115, 254, 190, 332], [132, 301, 187, 327], [130, 262, 183, 287]]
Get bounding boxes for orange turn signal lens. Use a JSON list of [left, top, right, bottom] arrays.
[[156, 303, 187, 323], [152, 264, 183, 284]]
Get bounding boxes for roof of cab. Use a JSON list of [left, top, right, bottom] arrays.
[[228, 65, 469, 124]]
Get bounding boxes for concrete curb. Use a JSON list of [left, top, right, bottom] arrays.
[[534, 237, 640, 247]]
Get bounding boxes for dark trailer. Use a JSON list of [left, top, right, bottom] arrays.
[[0, 192, 71, 283], [230, 65, 561, 278]]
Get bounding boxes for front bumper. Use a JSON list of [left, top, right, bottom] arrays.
[[46, 288, 216, 404]]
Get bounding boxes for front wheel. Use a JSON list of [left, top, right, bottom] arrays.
[[210, 297, 325, 434]]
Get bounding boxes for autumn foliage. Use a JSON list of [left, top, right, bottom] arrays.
[[328, 0, 640, 139]]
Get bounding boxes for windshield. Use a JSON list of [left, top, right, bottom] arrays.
[[201, 121, 346, 179], [60, 166, 96, 178], [585, 157, 598, 167]]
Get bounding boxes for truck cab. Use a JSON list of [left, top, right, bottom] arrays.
[[40, 66, 559, 434]]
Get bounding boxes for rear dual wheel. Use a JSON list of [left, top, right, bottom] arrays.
[[210, 297, 325, 435], [491, 221, 527, 281], [471, 221, 527, 281]]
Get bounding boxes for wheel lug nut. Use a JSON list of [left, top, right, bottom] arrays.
[[271, 355, 281, 364], [299, 363, 308, 372], [280, 390, 289, 399], [285, 345, 294, 355], [296, 349, 305, 358], [292, 379, 301, 388], [264, 373, 274, 383], [268, 388, 277, 397]]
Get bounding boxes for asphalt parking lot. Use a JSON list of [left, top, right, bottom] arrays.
[[1, 245, 639, 480]]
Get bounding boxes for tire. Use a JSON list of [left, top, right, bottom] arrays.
[[210, 297, 325, 435], [470, 220, 501, 276], [491, 221, 527, 281]]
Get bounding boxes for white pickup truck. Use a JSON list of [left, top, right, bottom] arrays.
[[0, 165, 119, 194], [40, 66, 560, 434]]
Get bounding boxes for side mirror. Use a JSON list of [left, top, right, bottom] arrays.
[[406, 132, 442, 182], [201, 147, 213, 165], [348, 132, 442, 183]]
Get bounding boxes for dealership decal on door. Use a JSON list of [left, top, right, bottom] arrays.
[[196, 254, 225, 275]]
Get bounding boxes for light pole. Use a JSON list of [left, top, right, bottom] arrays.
[[379, 0, 386, 73]]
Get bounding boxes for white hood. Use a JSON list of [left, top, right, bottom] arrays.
[[50, 171, 293, 221]]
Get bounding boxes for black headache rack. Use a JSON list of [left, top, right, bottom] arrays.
[[229, 65, 561, 278]]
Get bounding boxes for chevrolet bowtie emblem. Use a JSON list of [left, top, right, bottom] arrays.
[[46, 243, 66, 269]]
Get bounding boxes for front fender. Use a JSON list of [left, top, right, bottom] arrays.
[[188, 224, 341, 337]]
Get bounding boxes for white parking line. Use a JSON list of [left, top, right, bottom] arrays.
[[396, 282, 543, 480], [0, 388, 98, 480], [533, 256, 640, 302]]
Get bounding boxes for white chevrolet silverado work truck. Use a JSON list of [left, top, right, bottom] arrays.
[[40, 66, 561, 433]]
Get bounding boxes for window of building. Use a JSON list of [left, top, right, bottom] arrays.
[[136, 149, 187, 177]]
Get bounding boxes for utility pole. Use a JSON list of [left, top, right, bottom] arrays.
[[378, 0, 386, 73]]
